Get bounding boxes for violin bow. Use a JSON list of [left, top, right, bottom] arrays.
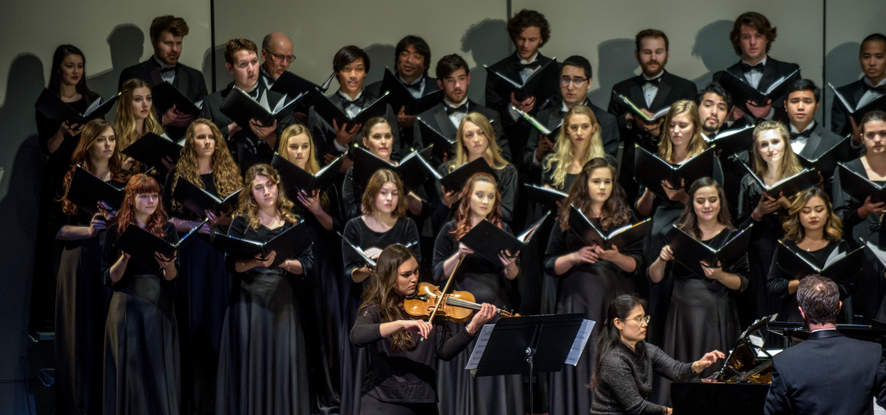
[[427, 254, 465, 322]]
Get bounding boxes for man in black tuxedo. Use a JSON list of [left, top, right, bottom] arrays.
[[413, 53, 508, 165], [764, 275, 886, 414], [524, 55, 619, 177], [119, 15, 207, 137], [724, 12, 800, 123], [366, 35, 440, 150], [783, 79, 848, 166], [485, 9, 559, 162], [201, 38, 293, 171], [259, 32, 294, 90], [831, 33, 886, 139], [608, 29, 697, 199]]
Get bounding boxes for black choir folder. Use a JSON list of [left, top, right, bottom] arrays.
[[704, 124, 755, 156], [864, 240, 886, 267], [614, 93, 670, 122], [484, 58, 558, 101], [795, 135, 849, 179], [35, 89, 120, 124], [271, 152, 345, 195], [774, 239, 864, 283], [171, 178, 241, 216], [311, 89, 391, 126], [337, 232, 418, 269], [220, 88, 306, 128], [151, 81, 203, 116], [523, 183, 567, 207], [633, 145, 715, 195], [568, 206, 651, 249], [415, 116, 455, 159], [460, 213, 549, 266], [436, 157, 498, 193], [121, 132, 183, 169], [351, 146, 434, 191], [67, 165, 124, 211], [118, 219, 207, 260], [381, 68, 443, 114], [213, 219, 310, 267], [828, 82, 886, 116], [667, 224, 753, 270], [270, 71, 335, 96], [737, 161, 819, 197], [713, 68, 800, 106], [838, 163, 886, 203]]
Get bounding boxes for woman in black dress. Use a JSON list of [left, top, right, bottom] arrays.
[[215, 163, 313, 415], [736, 121, 804, 321], [340, 168, 421, 415], [768, 187, 851, 322], [351, 244, 497, 415], [54, 119, 125, 415], [432, 172, 522, 415], [647, 177, 748, 401], [166, 118, 241, 414], [832, 110, 886, 321], [546, 158, 642, 415], [590, 295, 724, 415], [103, 173, 180, 415], [114, 78, 166, 173]]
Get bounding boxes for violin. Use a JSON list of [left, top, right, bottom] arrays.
[[401, 282, 518, 323]]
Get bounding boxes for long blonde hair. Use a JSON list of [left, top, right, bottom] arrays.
[[656, 100, 707, 162], [236, 164, 300, 230], [277, 123, 321, 173], [750, 120, 802, 179], [543, 105, 605, 190], [114, 78, 164, 153], [171, 119, 242, 202], [449, 112, 509, 172]]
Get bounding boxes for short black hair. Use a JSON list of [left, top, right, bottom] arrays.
[[861, 33, 886, 50], [395, 35, 431, 76], [696, 82, 732, 109], [333, 45, 370, 73], [507, 9, 551, 46], [561, 55, 592, 79], [784, 78, 820, 103], [436, 54, 469, 80]]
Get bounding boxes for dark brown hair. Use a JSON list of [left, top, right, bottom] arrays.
[[224, 38, 258, 64], [558, 158, 631, 231], [150, 15, 189, 41], [359, 243, 419, 350], [677, 177, 734, 238], [450, 172, 503, 240], [361, 169, 408, 217], [635, 29, 669, 52], [730, 12, 777, 55], [507, 9, 550, 45]]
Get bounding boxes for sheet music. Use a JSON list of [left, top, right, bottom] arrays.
[[564, 319, 595, 366], [465, 323, 495, 370]]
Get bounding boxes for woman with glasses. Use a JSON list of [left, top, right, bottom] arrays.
[[590, 294, 724, 415]]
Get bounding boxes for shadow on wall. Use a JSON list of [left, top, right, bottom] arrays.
[[461, 18, 509, 105], [589, 38, 635, 110], [364, 43, 395, 86], [824, 41, 861, 127], [89, 24, 145, 98], [0, 53, 47, 415], [203, 44, 230, 93], [691, 20, 736, 89]]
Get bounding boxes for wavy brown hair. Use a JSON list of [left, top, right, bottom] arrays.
[[361, 169, 408, 217], [543, 105, 605, 190], [450, 172, 503, 240], [558, 158, 632, 231], [116, 173, 168, 237], [60, 119, 126, 215], [781, 187, 842, 242], [171, 119, 242, 205], [235, 164, 299, 230], [359, 243, 418, 351], [677, 177, 734, 239], [449, 112, 509, 171], [114, 78, 164, 153], [657, 100, 708, 163]]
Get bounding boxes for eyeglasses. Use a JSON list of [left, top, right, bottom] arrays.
[[265, 50, 296, 63], [559, 76, 588, 86], [630, 315, 651, 325]]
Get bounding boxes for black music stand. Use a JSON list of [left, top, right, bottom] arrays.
[[466, 314, 592, 411]]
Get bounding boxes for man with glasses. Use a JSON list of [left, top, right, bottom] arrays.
[[260, 32, 295, 89]]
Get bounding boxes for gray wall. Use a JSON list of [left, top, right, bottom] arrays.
[[0, 1, 883, 412]]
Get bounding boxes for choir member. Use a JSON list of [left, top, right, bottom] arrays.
[[114, 78, 166, 173], [202, 38, 294, 171], [119, 15, 207, 137], [768, 187, 849, 322], [830, 33, 886, 139], [647, 177, 748, 401], [541, 105, 607, 191], [340, 168, 421, 415], [696, 82, 732, 140], [736, 121, 802, 321], [54, 119, 125, 415], [590, 295, 724, 415], [351, 244, 497, 415], [413, 54, 508, 164], [434, 112, 517, 226], [783, 79, 848, 165], [432, 172, 522, 415], [545, 159, 642, 415], [525, 55, 619, 174], [102, 173, 179, 415], [609, 29, 698, 199], [166, 118, 241, 415], [259, 32, 295, 89], [831, 110, 886, 320], [215, 163, 313, 415], [725, 11, 800, 122]]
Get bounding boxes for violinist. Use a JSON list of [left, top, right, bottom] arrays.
[[350, 243, 496, 415]]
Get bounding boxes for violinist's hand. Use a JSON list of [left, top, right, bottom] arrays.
[[465, 303, 497, 335], [691, 350, 726, 374], [401, 319, 433, 339]]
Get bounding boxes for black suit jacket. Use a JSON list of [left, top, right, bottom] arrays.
[[412, 100, 509, 165], [792, 122, 847, 162], [306, 89, 401, 159], [523, 97, 619, 172], [725, 57, 800, 110], [201, 82, 294, 171], [608, 70, 698, 128], [485, 52, 560, 126], [764, 330, 886, 414], [366, 75, 440, 150], [829, 79, 886, 139]]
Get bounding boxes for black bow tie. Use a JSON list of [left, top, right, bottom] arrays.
[[740, 62, 765, 73], [791, 126, 815, 140], [342, 95, 366, 109], [519, 61, 541, 71], [643, 77, 662, 88], [445, 103, 468, 115], [863, 82, 886, 94], [160, 66, 176, 74], [404, 81, 423, 91]]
